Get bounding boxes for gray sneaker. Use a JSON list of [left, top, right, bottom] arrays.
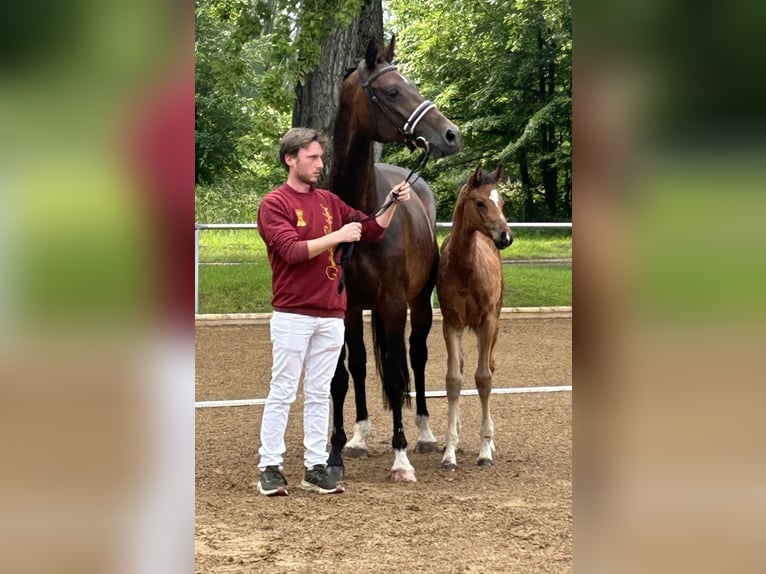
[[258, 465, 288, 496], [301, 464, 345, 494]]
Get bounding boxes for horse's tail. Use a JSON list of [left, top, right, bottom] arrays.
[[371, 309, 412, 410]]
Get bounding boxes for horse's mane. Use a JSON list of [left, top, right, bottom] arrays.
[[342, 67, 357, 81]]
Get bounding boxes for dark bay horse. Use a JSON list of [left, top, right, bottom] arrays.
[[436, 164, 513, 469], [326, 36, 462, 481]]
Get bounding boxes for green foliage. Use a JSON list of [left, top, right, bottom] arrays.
[[196, 177, 263, 223], [195, 0, 572, 223], [195, 0, 364, 187], [385, 0, 572, 221], [195, 1, 295, 185]]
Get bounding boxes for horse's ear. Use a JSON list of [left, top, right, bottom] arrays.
[[492, 165, 503, 182], [471, 162, 483, 186], [383, 34, 396, 63], [365, 39, 378, 69]]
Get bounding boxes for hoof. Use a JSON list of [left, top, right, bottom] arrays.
[[327, 465, 345, 479], [441, 461, 457, 471], [391, 469, 417, 482], [343, 446, 368, 458], [477, 458, 494, 467], [414, 440, 440, 454]]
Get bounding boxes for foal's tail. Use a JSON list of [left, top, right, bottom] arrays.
[[371, 310, 412, 410]]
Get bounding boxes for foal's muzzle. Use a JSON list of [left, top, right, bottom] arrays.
[[495, 231, 513, 249]]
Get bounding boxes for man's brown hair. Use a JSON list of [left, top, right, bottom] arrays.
[[279, 127, 328, 171]]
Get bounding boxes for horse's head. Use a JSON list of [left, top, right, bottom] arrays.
[[456, 164, 513, 249], [345, 35, 462, 158]]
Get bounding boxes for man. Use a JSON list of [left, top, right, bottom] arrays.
[[256, 127, 411, 495]]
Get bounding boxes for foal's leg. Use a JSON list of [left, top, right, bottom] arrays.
[[475, 320, 497, 466], [343, 309, 372, 457], [441, 322, 465, 470], [409, 285, 438, 453]]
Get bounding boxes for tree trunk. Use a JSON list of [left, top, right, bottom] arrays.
[[293, 0, 383, 180], [540, 124, 558, 217], [538, 42, 558, 217], [519, 152, 534, 220], [563, 167, 571, 217]]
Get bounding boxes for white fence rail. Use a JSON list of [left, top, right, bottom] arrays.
[[195, 221, 572, 313], [196, 384, 573, 409]]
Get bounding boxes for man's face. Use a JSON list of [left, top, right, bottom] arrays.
[[287, 141, 324, 185]]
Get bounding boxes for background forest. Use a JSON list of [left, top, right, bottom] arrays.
[[195, 0, 571, 223]]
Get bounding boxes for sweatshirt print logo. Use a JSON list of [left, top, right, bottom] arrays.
[[321, 204, 338, 280], [295, 209, 307, 227]]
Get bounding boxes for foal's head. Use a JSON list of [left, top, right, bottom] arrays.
[[456, 164, 513, 249]]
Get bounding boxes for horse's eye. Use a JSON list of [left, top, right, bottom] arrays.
[[475, 200, 486, 209], [385, 87, 399, 99]]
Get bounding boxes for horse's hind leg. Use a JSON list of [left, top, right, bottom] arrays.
[[441, 322, 464, 470], [373, 308, 416, 482], [475, 321, 497, 466], [327, 345, 349, 479], [343, 309, 371, 457], [409, 286, 438, 453]]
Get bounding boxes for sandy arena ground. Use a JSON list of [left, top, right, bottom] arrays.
[[196, 314, 571, 573]]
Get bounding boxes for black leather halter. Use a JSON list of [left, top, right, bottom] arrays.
[[358, 64, 436, 151]]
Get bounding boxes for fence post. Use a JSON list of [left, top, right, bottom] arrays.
[[195, 227, 200, 314]]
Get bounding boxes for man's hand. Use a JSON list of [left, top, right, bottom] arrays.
[[389, 181, 411, 203], [336, 222, 362, 243]]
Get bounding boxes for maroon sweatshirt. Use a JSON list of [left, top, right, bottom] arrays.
[[257, 183, 386, 318]]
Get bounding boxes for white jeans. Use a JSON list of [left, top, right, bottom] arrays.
[[258, 311, 344, 470]]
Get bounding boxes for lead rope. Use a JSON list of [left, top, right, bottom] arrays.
[[335, 140, 431, 294]]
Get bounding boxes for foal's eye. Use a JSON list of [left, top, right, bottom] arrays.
[[475, 200, 486, 209]]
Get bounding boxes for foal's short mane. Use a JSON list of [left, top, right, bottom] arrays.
[[463, 171, 499, 188]]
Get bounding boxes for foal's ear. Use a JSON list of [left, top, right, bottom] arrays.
[[471, 162, 484, 186], [365, 39, 378, 69], [383, 35, 396, 63], [492, 165, 503, 182]]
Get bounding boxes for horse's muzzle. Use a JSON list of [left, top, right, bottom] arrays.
[[429, 122, 462, 158], [495, 231, 513, 249]]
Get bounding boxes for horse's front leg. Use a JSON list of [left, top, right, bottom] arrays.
[[441, 322, 465, 470], [390, 389, 416, 482], [475, 321, 497, 466], [409, 284, 439, 453], [327, 345, 349, 479], [343, 309, 372, 457]]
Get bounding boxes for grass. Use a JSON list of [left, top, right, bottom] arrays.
[[198, 229, 267, 263], [197, 228, 571, 314], [199, 261, 275, 314], [499, 264, 572, 307], [492, 228, 572, 260]]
